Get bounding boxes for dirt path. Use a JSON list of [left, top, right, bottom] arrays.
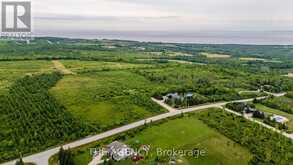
[[52, 60, 75, 75], [151, 98, 177, 112], [88, 152, 105, 165]]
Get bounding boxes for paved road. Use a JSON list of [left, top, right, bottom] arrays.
[[1, 95, 285, 165]]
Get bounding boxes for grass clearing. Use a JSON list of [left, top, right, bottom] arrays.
[[200, 52, 231, 58], [70, 112, 252, 165], [0, 60, 53, 94], [167, 52, 193, 57], [262, 96, 293, 113], [52, 60, 75, 75], [238, 57, 282, 63], [60, 60, 153, 73], [50, 70, 166, 130], [239, 57, 267, 61]]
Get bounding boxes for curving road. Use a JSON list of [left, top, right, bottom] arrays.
[[1, 95, 286, 165]]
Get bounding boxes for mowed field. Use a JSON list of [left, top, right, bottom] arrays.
[[71, 113, 252, 165], [50, 63, 166, 130], [0, 60, 54, 94]]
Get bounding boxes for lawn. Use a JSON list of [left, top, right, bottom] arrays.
[[70, 113, 252, 165], [255, 104, 293, 132], [50, 70, 166, 130]]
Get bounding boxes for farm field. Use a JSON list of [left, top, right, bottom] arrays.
[[239, 57, 282, 63], [50, 70, 166, 130], [0, 60, 54, 94], [0, 38, 293, 164], [69, 112, 252, 165], [60, 60, 154, 73], [200, 52, 231, 58]]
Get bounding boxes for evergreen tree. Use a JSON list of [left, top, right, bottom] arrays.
[[58, 147, 74, 165], [15, 154, 24, 165]]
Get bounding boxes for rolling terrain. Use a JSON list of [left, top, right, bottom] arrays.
[[0, 38, 292, 164]]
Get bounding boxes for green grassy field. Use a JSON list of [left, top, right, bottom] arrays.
[[0, 38, 292, 163], [69, 112, 252, 165], [260, 96, 293, 114], [0, 60, 54, 94], [273, 97, 293, 109], [50, 70, 166, 130], [60, 60, 154, 73]]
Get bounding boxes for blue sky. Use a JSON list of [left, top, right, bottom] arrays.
[[29, 0, 293, 35]]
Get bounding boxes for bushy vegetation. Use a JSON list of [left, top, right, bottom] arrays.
[[58, 147, 74, 165], [226, 102, 252, 113], [136, 65, 286, 105], [199, 109, 293, 165], [256, 96, 293, 114], [0, 73, 94, 162], [254, 104, 293, 133], [0, 38, 292, 164], [1, 38, 293, 73], [50, 71, 166, 132], [286, 91, 293, 99]]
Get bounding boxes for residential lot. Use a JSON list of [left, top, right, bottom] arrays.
[[69, 112, 252, 165]]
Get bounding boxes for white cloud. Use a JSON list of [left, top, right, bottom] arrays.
[[29, 0, 293, 35]]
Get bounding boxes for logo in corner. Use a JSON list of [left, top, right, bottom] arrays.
[[1, 1, 31, 33]]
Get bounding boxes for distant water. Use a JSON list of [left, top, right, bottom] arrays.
[[35, 30, 293, 45]]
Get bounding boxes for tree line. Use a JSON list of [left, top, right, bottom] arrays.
[[0, 73, 95, 163]]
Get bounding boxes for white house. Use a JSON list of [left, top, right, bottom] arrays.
[[270, 115, 289, 124], [107, 141, 134, 161]]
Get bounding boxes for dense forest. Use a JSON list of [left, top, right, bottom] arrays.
[[199, 109, 293, 165], [0, 73, 94, 162]]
